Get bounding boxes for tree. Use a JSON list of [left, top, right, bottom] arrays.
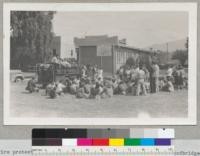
[[172, 49, 188, 66], [10, 11, 56, 69], [126, 57, 136, 67]]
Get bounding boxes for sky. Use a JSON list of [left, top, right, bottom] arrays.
[[52, 11, 188, 58]]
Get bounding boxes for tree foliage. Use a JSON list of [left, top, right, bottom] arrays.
[[172, 49, 188, 66], [125, 54, 153, 69], [172, 38, 188, 66], [126, 57, 136, 67], [10, 11, 55, 69]]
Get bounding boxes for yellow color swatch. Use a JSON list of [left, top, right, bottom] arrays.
[[109, 138, 124, 146]]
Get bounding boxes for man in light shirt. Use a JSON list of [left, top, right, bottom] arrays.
[[152, 62, 160, 93]]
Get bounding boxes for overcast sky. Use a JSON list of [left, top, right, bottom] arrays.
[[52, 11, 188, 58]]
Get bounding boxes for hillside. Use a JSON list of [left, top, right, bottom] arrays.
[[146, 38, 187, 53]]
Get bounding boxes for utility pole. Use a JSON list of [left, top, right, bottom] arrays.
[[166, 43, 169, 63], [100, 56, 103, 68]]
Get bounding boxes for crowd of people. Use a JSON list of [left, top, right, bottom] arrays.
[[25, 61, 187, 99]]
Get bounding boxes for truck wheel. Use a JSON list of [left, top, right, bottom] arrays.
[[15, 77, 23, 82]]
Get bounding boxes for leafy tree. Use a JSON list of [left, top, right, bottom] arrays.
[[126, 57, 136, 67], [172, 38, 188, 66], [172, 49, 188, 66], [10, 11, 55, 69]]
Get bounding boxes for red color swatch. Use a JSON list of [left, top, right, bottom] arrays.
[[92, 138, 109, 146]]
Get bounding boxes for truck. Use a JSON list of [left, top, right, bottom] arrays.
[[36, 63, 81, 87]]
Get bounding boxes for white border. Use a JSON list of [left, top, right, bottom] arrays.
[[3, 3, 197, 125]]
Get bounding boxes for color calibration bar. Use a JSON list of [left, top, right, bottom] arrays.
[[32, 128, 174, 139], [32, 128, 174, 155], [33, 138, 172, 146]]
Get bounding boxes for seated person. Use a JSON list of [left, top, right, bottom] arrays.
[[74, 77, 80, 86], [126, 80, 134, 94], [162, 77, 174, 92], [112, 78, 119, 94], [90, 82, 103, 99], [118, 81, 128, 95], [76, 82, 89, 99], [56, 81, 66, 96], [166, 80, 174, 92], [46, 82, 56, 95], [49, 87, 57, 99], [101, 81, 113, 98], [26, 77, 39, 93], [84, 79, 92, 95], [159, 79, 166, 90], [70, 82, 78, 94]]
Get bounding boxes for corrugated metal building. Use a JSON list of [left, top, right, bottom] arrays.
[[74, 35, 152, 74]]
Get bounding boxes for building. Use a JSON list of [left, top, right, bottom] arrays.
[[74, 35, 152, 74]]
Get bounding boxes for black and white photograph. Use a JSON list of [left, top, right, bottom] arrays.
[[3, 3, 197, 125]]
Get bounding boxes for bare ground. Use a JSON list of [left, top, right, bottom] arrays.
[[10, 81, 188, 118]]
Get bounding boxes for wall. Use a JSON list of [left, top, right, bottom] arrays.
[[79, 46, 113, 74]]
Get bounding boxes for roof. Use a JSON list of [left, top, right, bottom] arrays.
[[74, 35, 153, 54], [118, 45, 153, 54], [74, 35, 118, 47]]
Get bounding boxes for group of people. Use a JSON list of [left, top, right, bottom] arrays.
[[116, 62, 160, 96], [25, 61, 187, 99], [116, 62, 187, 95], [45, 65, 110, 99], [161, 64, 187, 92]]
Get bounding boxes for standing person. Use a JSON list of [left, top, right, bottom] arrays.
[[118, 66, 124, 80], [152, 61, 160, 93], [50, 51, 59, 82], [177, 65, 185, 89], [93, 64, 98, 80], [147, 64, 154, 93], [142, 65, 150, 82], [136, 66, 147, 96], [51, 51, 59, 64], [172, 66, 179, 89], [97, 68, 103, 81], [142, 65, 150, 93]]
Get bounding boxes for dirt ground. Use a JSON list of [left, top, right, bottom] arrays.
[[10, 80, 188, 118]]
